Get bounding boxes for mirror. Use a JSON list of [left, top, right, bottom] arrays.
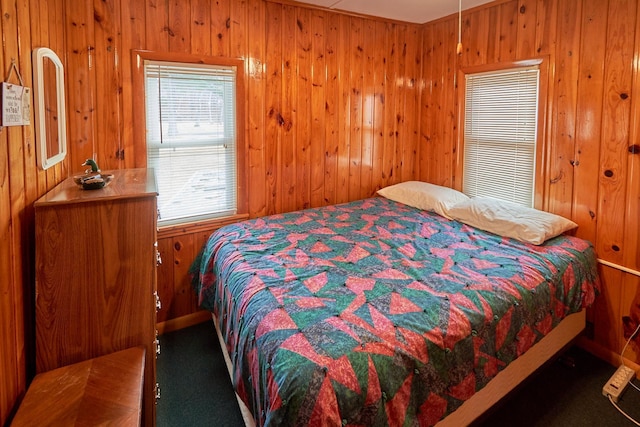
[[32, 47, 67, 170]]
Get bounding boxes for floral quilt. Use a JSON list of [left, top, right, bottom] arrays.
[[190, 197, 599, 426]]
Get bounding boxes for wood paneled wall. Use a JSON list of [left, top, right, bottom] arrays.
[[65, 0, 423, 212], [1, 0, 423, 422], [1, 0, 67, 422], [421, 0, 640, 366], [3, 0, 640, 423], [145, 1, 424, 329]]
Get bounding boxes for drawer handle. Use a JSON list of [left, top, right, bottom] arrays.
[[155, 293, 162, 311]]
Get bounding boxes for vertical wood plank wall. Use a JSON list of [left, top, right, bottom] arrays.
[[150, 0, 424, 326], [2, 0, 640, 423], [421, 0, 640, 366], [1, 0, 67, 422]]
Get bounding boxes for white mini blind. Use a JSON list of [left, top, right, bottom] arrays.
[[463, 67, 539, 207], [144, 61, 238, 225]]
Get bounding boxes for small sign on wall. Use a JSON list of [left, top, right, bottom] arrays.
[[2, 82, 31, 126]]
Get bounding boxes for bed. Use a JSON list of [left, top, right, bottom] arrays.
[[190, 194, 600, 426]]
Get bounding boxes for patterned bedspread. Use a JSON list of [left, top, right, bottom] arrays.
[[190, 197, 599, 426]]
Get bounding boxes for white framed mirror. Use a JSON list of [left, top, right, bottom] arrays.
[[32, 47, 67, 170]]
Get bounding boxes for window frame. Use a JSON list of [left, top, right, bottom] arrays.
[[456, 58, 550, 210], [132, 50, 248, 234]]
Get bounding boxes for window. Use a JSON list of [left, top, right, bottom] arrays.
[[143, 60, 240, 226], [462, 65, 540, 208]]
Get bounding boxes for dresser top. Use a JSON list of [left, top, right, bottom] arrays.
[[35, 168, 158, 207]]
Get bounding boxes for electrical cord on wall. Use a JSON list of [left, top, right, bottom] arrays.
[[620, 322, 640, 392], [608, 322, 640, 424]]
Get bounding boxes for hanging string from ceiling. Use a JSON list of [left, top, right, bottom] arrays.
[[457, 0, 463, 55]]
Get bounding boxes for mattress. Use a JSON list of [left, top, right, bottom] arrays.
[[190, 197, 600, 426]]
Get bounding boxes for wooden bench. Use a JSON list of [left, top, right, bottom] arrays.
[[12, 347, 146, 426]]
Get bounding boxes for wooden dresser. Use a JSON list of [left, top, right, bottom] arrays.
[[34, 168, 159, 427]]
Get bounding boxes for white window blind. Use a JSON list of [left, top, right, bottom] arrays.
[[463, 67, 539, 207], [144, 61, 238, 225]]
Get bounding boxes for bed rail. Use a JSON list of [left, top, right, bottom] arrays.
[[597, 259, 640, 278]]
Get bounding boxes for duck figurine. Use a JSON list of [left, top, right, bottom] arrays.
[[73, 159, 114, 190], [83, 158, 100, 174]]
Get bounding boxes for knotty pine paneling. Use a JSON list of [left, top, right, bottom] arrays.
[[622, 275, 640, 362], [264, 0, 284, 214], [1, 0, 67, 423], [572, 0, 608, 244], [119, 0, 145, 171], [73, 0, 423, 340], [547, 0, 581, 219], [497, 1, 518, 62], [596, 0, 636, 267], [156, 235, 200, 323], [370, 20, 386, 194], [380, 21, 400, 189], [310, 10, 326, 208], [94, 0, 125, 170], [422, 0, 640, 366], [3, 2, 25, 407], [4, 0, 640, 423], [335, 14, 351, 204], [626, 2, 640, 279], [594, 266, 625, 352], [323, 11, 340, 206], [246, 0, 267, 217], [65, 0, 97, 170], [515, 0, 537, 59]]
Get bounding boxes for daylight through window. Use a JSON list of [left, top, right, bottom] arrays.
[[144, 61, 238, 225], [463, 66, 540, 207]]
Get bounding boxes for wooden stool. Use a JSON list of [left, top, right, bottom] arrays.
[[12, 347, 146, 426]]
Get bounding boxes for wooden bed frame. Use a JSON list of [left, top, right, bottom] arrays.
[[211, 309, 586, 426]]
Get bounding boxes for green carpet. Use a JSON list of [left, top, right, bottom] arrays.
[[156, 320, 244, 426], [157, 320, 640, 426]]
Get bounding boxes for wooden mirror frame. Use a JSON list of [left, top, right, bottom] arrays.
[[32, 47, 67, 170]]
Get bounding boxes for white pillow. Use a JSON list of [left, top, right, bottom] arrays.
[[447, 197, 578, 245], [376, 181, 469, 219]]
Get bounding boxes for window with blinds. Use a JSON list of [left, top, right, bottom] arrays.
[[144, 61, 238, 226], [463, 66, 540, 207]]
